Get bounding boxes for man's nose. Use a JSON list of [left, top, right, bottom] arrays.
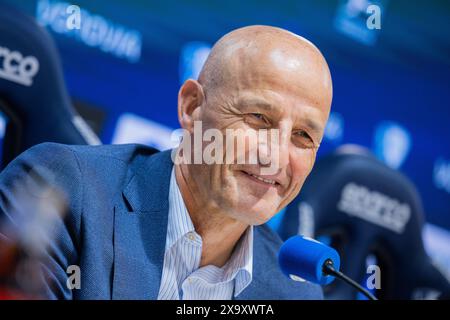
[[277, 126, 290, 169], [258, 127, 290, 171]]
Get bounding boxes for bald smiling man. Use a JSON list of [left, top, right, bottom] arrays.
[[0, 26, 332, 299]]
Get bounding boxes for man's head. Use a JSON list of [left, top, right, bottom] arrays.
[[176, 25, 332, 226]]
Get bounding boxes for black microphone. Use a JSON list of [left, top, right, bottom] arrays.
[[278, 235, 377, 300]]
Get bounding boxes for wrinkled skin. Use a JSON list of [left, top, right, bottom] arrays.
[[175, 25, 333, 267]]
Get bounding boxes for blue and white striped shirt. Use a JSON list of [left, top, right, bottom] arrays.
[[157, 168, 253, 300]]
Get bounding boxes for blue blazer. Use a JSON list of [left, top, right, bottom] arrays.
[[0, 142, 323, 300]]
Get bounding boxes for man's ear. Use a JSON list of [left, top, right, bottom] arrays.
[[178, 79, 205, 132]]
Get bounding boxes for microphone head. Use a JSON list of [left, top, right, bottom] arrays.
[[278, 235, 341, 285]]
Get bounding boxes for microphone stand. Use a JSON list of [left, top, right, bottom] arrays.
[[323, 259, 378, 301]]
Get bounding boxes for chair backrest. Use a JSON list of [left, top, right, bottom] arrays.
[[0, 4, 100, 168], [279, 147, 450, 299]]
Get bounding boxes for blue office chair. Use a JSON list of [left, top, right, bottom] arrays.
[[0, 4, 100, 168], [278, 145, 450, 299]]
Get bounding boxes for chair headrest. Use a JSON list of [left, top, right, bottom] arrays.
[[0, 4, 99, 163]]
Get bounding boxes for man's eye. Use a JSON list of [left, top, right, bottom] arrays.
[[246, 113, 269, 126], [251, 113, 265, 121], [295, 130, 310, 139], [293, 130, 316, 149]]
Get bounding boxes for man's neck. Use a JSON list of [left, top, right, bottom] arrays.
[[175, 164, 248, 268]]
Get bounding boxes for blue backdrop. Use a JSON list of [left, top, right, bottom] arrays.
[[3, 0, 450, 234]]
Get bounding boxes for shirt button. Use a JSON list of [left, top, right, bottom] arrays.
[[188, 277, 193, 284], [187, 232, 195, 241]]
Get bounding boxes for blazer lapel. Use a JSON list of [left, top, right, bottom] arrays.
[[234, 226, 285, 300], [234, 226, 267, 300], [112, 149, 174, 299], [235, 225, 323, 300]]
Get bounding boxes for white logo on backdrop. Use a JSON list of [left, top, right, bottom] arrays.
[[338, 182, 411, 233], [112, 113, 178, 151], [297, 202, 315, 238], [0, 46, 40, 86], [434, 158, 450, 194], [36, 0, 142, 63], [374, 121, 411, 170]]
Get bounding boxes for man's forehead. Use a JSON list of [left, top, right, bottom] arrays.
[[224, 47, 332, 109], [200, 26, 333, 129], [200, 27, 332, 109]]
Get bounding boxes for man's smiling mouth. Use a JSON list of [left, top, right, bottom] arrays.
[[240, 170, 280, 187]]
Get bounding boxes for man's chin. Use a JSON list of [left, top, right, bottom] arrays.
[[231, 201, 280, 225]]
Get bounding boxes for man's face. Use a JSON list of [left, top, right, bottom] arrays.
[[179, 43, 332, 226]]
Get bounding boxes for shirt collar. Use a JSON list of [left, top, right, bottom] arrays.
[[224, 226, 253, 297], [166, 167, 196, 250], [166, 167, 253, 296]]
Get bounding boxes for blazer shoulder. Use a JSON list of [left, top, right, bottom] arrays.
[[64, 143, 160, 164], [3, 142, 157, 168], [21, 142, 161, 177]]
